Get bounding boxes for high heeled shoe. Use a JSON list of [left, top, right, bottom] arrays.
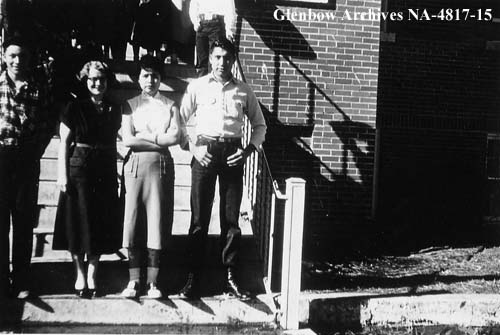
[[75, 288, 87, 298], [87, 288, 97, 298]]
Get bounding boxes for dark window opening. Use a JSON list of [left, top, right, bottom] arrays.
[[485, 134, 500, 221]]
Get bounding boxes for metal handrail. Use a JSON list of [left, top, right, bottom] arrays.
[[233, 52, 286, 295], [262, 150, 287, 200], [234, 52, 286, 200]]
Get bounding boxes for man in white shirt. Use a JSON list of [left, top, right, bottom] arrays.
[[189, 0, 236, 77], [179, 38, 266, 299]]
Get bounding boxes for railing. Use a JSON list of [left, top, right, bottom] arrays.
[[233, 54, 306, 330], [233, 54, 283, 293]]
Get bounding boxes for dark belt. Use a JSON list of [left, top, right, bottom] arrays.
[[75, 143, 115, 150], [197, 135, 241, 144], [0, 145, 18, 153], [199, 14, 224, 22]]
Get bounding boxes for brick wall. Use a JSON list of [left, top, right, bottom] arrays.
[[377, 0, 500, 248], [235, 0, 382, 258]]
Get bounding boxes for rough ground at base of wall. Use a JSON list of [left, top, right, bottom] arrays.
[[302, 245, 500, 295]]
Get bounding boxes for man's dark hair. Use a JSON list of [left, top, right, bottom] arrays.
[[209, 38, 236, 57], [2, 33, 32, 51], [138, 55, 164, 79]]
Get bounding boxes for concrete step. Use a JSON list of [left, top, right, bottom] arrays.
[[299, 292, 500, 332], [0, 294, 277, 332], [3, 323, 283, 334], [7, 287, 497, 334]]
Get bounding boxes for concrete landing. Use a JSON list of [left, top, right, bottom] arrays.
[[0, 294, 278, 327], [299, 292, 500, 332], [4, 292, 500, 333]]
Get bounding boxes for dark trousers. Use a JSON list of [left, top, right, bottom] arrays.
[[195, 18, 226, 77], [0, 149, 39, 295], [188, 141, 243, 273]]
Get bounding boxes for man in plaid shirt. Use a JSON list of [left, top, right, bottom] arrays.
[[0, 35, 56, 299]]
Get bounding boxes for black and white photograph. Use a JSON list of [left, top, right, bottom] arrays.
[[0, 0, 499, 334]]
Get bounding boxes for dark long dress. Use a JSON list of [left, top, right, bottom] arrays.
[[130, 0, 167, 51], [53, 98, 123, 255]]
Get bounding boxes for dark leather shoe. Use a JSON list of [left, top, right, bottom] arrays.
[[75, 289, 88, 299], [88, 288, 98, 299], [224, 269, 250, 300], [179, 273, 200, 299]]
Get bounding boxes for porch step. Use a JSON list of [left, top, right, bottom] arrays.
[[0, 294, 277, 331], [2, 324, 281, 334]]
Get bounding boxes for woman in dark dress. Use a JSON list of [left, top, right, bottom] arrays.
[[53, 61, 122, 298], [130, 0, 168, 60]]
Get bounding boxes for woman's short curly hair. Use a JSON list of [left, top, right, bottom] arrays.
[[77, 60, 116, 86]]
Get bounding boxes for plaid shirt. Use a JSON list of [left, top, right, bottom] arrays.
[[0, 62, 55, 157]]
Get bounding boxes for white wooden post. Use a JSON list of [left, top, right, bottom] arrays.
[[280, 178, 306, 330]]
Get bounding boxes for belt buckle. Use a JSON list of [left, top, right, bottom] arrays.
[[200, 14, 221, 21], [4, 138, 18, 146], [197, 135, 212, 145], [220, 137, 237, 143], [0, 138, 18, 148]]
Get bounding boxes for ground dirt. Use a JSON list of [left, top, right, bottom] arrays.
[[302, 245, 500, 296]]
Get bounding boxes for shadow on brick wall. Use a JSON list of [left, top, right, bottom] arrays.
[[236, 6, 317, 60], [235, 5, 387, 261], [262, 109, 381, 263]]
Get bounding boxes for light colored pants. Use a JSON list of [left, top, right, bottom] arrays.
[[122, 151, 174, 250]]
